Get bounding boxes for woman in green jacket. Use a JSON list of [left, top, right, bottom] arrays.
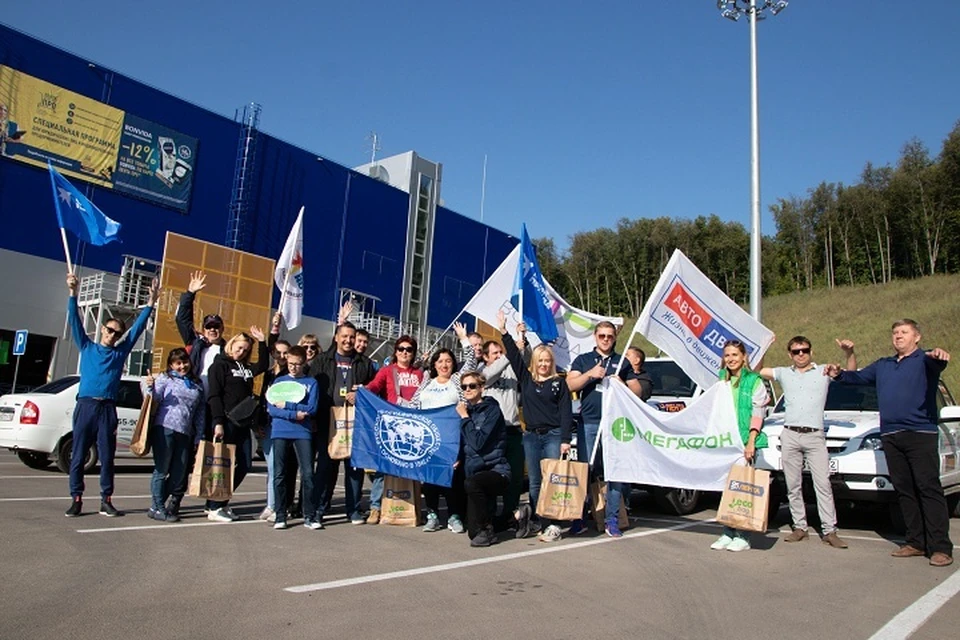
[[711, 339, 768, 552]]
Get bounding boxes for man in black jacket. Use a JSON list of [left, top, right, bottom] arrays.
[[315, 321, 377, 524], [176, 270, 227, 389]]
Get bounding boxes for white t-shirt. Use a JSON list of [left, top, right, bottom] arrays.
[[199, 344, 222, 396], [418, 378, 460, 410]]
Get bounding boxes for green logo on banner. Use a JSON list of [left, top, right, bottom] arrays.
[[611, 417, 636, 442]]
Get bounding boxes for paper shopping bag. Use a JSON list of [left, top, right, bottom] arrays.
[[129, 393, 154, 458], [590, 480, 629, 532], [188, 440, 235, 501], [535, 458, 588, 522], [716, 463, 771, 533], [380, 475, 423, 527], [328, 406, 354, 460]]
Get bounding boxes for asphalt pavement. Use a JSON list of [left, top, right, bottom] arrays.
[[1, 451, 958, 640]]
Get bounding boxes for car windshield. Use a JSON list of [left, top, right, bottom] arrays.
[[645, 361, 697, 398], [774, 381, 879, 413], [30, 376, 80, 395]]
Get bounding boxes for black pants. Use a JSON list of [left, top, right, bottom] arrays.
[[424, 465, 466, 519], [883, 430, 953, 556], [465, 470, 510, 538]]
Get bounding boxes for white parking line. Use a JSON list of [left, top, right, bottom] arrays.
[[0, 490, 266, 503], [868, 568, 960, 640], [284, 518, 713, 593], [77, 519, 267, 533]]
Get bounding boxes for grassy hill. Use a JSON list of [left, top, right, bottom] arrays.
[[620, 273, 960, 395]]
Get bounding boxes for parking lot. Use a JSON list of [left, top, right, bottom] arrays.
[[1, 451, 958, 640]]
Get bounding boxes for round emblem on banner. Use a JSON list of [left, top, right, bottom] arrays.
[[375, 412, 441, 468], [178, 145, 192, 160], [611, 417, 636, 443]]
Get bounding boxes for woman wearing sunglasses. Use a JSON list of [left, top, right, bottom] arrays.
[[363, 335, 424, 523], [710, 339, 769, 552], [497, 310, 572, 542], [411, 322, 477, 534], [457, 372, 511, 547]]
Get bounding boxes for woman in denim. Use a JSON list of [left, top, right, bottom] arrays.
[[497, 311, 573, 542], [710, 339, 768, 552], [142, 348, 205, 523]]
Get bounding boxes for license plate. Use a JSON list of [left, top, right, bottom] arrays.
[[657, 401, 686, 413], [0, 413, 13, 422], [803, 457, 839, 474]]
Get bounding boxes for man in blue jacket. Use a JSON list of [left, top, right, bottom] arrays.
[[826, 319, 952, 567], [65, 272, 159, 517]]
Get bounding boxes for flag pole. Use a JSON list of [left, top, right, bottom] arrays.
[[615, 318, 640, 372], [277, 269, 291, 323], [60, 228, 74, 275]]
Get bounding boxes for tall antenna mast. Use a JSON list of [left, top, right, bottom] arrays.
[[366, 131, 381, 165], [479, 154, 487, 223]]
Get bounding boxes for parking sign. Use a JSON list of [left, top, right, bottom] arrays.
[[12, 330, 27, 357]]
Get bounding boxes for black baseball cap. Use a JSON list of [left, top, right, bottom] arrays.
[[203, 314, 223, 328]]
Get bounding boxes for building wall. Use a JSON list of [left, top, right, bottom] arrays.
[[0, 24, 517, 382]]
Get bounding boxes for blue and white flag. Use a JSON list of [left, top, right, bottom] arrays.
[[352, 388, 462, 488], [512, 224, 559, 343], [48, 163, 121, 245]]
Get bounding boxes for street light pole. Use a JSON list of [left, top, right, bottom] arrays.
[[718, 0, 787, 321]]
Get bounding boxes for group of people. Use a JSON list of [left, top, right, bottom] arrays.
[[62, 270, 954, 563]]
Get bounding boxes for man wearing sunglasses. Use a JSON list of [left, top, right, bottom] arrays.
[[759, 336, 856, 548], [567, 321, 643, 537], [65, 272, 160, 517], [176, 270, 228, 393]]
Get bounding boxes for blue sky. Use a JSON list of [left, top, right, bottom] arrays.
[[5, 1, 959, 250]]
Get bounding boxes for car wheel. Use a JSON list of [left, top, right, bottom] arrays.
[[55, 436, 98, 474], [17, 450, 51, 470], [652, 487, 701, 515]]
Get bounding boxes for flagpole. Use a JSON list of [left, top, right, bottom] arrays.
[[277, 269, 291, 323], [60, 228, 74, 275], [615, 318, 641, 372]]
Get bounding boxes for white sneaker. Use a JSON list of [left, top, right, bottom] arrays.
[[266, 511, 277, 523], [207, 508, 233, 523], [710, 534, 734, 550], [224, 507, 240, 521], [274, 520, 288, 530], [727, 537, 751, 552], [538, 524, 562, 543], [258, 507, 275, 521]]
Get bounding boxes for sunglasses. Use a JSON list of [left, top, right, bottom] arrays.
[[596, 334, 615, 340], [304, 345, 318, 351], [460, 382, 481, 391], [396, 346, 415, 353], [204, 324, 223, 331], [103, 325, 121, 336], [790, 347, 812, 356]]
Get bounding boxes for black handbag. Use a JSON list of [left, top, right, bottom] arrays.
[[226, 395, 261, 429]]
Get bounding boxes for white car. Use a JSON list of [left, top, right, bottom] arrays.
[[756, 379, 960, 522], [0, 375, 145, 472]]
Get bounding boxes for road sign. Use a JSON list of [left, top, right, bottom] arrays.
[[12, 330, 28, 357]]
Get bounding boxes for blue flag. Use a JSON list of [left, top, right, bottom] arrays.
[[48, 164, 121, 245], [512, 224, 559, 342], [352, 388, 462, 488]]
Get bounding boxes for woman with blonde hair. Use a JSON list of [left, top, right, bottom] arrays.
[[206, 326, 271, 522], [497, 311, 572, 542]]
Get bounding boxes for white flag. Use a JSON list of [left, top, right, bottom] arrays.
[[463, 245, 622, 370], [635, 249, 774, 391], [599, 378, 743, 491], [275, 207, 304, 330]]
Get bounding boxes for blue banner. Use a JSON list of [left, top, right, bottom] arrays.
[[513, 224, 559, 342], [352, 388, 462, 488]]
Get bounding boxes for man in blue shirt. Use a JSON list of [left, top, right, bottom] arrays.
[[825, 319, 952, 567], [65, 272, 159, 517], [567, 321, 643, 538]]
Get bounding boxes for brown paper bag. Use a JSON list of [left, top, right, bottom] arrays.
[[590, 480, 629, 531], [380, 475, 422, 527], [716, 463, 771, 533], [129, 393, 153, 458], [535, 457, 588, 521], [328, 406, 354, 460], [188, 440, 235, 501]]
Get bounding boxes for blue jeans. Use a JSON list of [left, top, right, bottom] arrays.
[[273, 438, 317, 521], [262, 432, 275, 510], [580, 421, 625, 524], [369, 472, 384, 510], [69, 398, 117, 499], [150, 427, 191, 510], [206, 436, 252, 510], [523, 427, 562, 517]]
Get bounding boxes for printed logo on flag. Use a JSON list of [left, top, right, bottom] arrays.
[[610, 417, 636, 443], [651, 276, 759, 375], [374, 412, 442, 470]]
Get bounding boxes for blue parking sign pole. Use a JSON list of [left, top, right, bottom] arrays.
[[12, 330, 27, 394]]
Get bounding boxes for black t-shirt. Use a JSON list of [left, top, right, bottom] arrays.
[[333, 352, 353, 408], [570, 350, 637, 423]]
